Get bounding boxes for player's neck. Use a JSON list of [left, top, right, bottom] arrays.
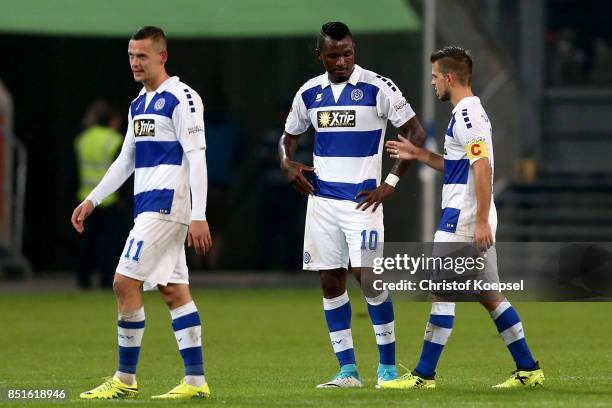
[[143, 72, 170, 93], [450, 88, 474, 108]]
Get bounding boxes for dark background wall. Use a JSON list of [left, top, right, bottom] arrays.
[[0, 32, 424, 272]]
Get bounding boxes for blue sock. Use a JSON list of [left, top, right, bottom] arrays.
[[117, 307, 145, 375], [414, 302, 455, 378], [323, 291, 356, 369], [171, 301, 204, 376], [365, 290, 395, 367], [490, 301, 536, 370]]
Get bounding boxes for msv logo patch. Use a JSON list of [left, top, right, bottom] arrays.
[[317, 110, 356, 128], [134, 119, 155, 137]]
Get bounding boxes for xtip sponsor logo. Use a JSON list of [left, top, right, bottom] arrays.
[[134, 119, 155, 137], [317, 110, 356, 128]]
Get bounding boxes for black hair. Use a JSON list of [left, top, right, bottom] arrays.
[[82, 100, 120, 128], [131, 26, 167, 49], [317, 21, 353, 50], [430, 46, 473, 85]]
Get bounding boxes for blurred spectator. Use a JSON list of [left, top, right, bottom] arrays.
[[549, 28, 587, 85], [256, 103, 311, 270], [591, 38, 612, 85], [74, 100, 128, 288], [193, 100, 242, 269]]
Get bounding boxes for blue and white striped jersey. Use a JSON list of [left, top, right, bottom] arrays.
[[440, 96, 497, 237], [125, 76, 206, 225], [285, 65, 415, 202]]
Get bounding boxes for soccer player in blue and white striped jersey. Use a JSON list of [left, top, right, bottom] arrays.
[[71, 26, 212, 400], [383, 46, 544, 389], [280, 22, 426, 388]]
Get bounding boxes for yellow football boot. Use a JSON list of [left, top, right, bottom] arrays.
[[493, 368, 545, 388], [151, 379, 210, 400], [80, 377, 138, 399]]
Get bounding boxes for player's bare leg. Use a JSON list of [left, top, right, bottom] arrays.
[[112, 274, 145, 386], [80, 273, 144, 399], [152, 283, 210, 399], [159, 283, 193, 309]]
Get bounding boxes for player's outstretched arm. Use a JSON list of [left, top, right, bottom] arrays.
[[71, 200, 95, 234], [279, 131, 315, 196], [386, 136, 444, 171], [356, 116, 427, 212]]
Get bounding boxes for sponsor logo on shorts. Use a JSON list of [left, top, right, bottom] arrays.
[[317, 110, 356, 128], [134, 119, 155, 137], [303, 252, 311, 264]]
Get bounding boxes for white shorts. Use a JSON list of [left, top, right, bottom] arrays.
[[303, 195, 384, 270], [433, 230, 499, 285], [116, 216, 189, 291]]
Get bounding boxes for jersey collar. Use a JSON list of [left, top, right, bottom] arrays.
[[319, 64, 362, 89], [452, 95, 480, 113], [138, 76, 179, 95]]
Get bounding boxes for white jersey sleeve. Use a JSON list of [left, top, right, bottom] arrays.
[[284, 88, 311, 135], [374, 76, 416, 128], [86, 113, 135, 206], [454, 106, 493, 165], [173, 90, 206, 153]]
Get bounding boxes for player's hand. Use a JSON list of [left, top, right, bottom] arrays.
[[386, 135, 422, 160], [70, 200, 95, 234], [188, 220, 212, 255], [474, 220, 494, 251], [355, 183, 394, 212], [281, 159, 315, 196]]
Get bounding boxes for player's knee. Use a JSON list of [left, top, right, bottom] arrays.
[[112, 275, 138, 299], [320, 271, 346, 298]]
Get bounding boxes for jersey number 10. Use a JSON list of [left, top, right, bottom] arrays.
[[360, 230, 378, 250]]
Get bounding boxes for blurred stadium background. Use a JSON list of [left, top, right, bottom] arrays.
[[0, 0, 611, 281], [1, 1, 612, 406]]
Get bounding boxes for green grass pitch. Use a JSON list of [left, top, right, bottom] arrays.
[[1, 288, 611, 407]]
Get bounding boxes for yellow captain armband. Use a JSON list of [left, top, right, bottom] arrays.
[[465, 138, 489, 161]]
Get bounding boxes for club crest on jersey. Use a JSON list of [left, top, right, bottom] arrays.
[[317, 110, 356, 128], [154, 98, 166, 111], [350, 88, 363, 101], [134, 119, 155, 137]]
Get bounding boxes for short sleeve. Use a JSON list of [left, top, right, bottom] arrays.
[[173, 90, 206, 153], [455, 109, 492, 164], [284, 90, 311, 135], [375, 78, 416, 128]]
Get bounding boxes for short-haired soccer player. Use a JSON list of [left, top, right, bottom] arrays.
[[380, 46, 544, 389], [71, 26, 212, 399], [279, 22, 426, 388]]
